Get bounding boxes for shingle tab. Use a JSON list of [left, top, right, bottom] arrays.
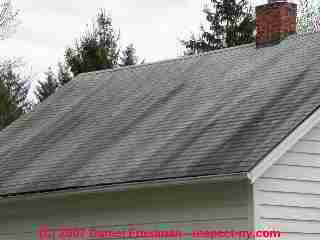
[[1, 32, 320, 196]]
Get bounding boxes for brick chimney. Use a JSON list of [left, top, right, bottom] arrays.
[[256, 0, 297, 47]]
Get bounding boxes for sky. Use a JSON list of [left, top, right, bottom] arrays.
[[0, 0, 291, 93]]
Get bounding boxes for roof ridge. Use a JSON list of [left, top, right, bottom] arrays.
[[77, 31, 320, 79], [77, 42, 255, 78]]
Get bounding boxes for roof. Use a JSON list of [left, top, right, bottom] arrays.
[[1, 32, 320, 197]]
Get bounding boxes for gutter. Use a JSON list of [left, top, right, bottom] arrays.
[[0, 172, 248, 203]]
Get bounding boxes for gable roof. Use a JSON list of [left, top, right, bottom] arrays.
[[1, 32, 320, 197]]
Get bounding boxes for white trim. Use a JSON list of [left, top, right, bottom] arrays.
[[247, 182, 256, 233], [247, 107, 320, 183], [0, 173, 247, 203]]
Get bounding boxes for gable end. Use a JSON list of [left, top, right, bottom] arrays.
[[248, 105, 320, 183]]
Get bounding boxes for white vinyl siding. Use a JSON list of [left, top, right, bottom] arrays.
[[253, 123, 320, 240], [0, 181, 252, 240]]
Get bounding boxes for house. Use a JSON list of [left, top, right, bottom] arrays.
[[1, 0, 320, 239]]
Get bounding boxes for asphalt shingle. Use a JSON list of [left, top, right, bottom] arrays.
[[1, 32, 320, 196]]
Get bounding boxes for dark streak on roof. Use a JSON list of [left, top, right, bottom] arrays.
[[1, 32, 320, 197]]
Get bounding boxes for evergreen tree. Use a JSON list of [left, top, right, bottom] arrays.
[[65, 9, 120, 76], [182, 0, 255, 55], [35, 68, 58, 103], [120, 44, 138, 66], [57, 62, 72, 86], [0, 59, 30, 131]]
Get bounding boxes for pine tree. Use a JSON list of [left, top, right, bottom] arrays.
[[65, 9, 120, 76], [120, 44, 138, 66], [35, 68, 58, 103], [0, 59, 30, 131], [182, 0, 255, 55], [57, 62, 72, 86]]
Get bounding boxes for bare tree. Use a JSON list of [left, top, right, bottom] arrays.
[[0, 0, 19, 39], [297, 0, 320, 33]]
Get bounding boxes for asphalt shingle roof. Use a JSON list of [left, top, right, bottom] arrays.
[[1, 32, 320, 196]]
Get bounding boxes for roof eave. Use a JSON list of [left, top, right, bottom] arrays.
[[0, 173, 248, 203]]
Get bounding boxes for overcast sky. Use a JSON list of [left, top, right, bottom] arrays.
[[0, 0, 289, 89]]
